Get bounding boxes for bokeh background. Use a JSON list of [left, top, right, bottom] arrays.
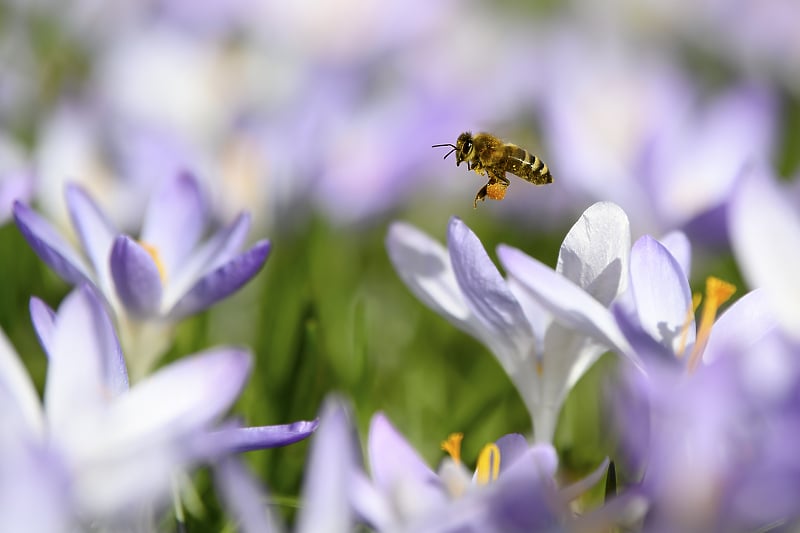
[[1, 0, 798, 528]]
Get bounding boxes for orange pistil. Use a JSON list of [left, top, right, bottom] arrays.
[[441, 433, 464, 465], [687, 277, 736, 373]]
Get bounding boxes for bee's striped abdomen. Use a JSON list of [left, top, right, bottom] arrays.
[[502, 144, 552, 185]]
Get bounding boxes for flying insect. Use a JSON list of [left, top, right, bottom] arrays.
[[433, 131, 552, 208]]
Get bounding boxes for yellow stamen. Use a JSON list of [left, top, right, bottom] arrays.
[[139, 241, 167, 282], [676, 294, 702, 358], [441, 433, 464, 465], [475, 443, 501, 485], [687, 277, 736, 373], [536, 358, 544, 377]]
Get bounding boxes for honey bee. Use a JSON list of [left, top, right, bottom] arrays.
[[433, 132, 552, 208]]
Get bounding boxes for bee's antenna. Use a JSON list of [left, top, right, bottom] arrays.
[[432, 143, 457, 160]]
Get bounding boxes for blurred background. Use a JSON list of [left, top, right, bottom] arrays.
[[1, 0, 798, 527]]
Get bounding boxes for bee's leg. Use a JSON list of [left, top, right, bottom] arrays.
[[473, 183, 489, 209]]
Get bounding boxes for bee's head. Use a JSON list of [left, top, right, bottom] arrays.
[[432, 132, 475, 166], [455, 132, 475, 166]]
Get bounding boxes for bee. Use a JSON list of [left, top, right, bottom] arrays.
[[433, 132, 552, 208]]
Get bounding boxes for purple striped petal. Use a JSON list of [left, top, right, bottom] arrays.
[[29, 297, 57, 358], [208, 419, 319, 454], [167, 240, 270, 319], [110, 236, 164, 318], [13, 201, 93, 285], [140, 171, 207, 275], [65, 184, 117, 292]]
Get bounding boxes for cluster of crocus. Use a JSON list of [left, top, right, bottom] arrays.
[[387, 167, 800, 531], [1, 174, 318, 531]]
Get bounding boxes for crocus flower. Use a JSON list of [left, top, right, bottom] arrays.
[[351, 412, 611, 532], [608, 227, 800, 530], [14, 171, 270, 376], [388, 202, 634, 443], [0, 285, 316, 529]]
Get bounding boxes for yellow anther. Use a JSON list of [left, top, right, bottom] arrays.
[[475, 443, 501, 485], [687, 277, 736, 373], [536, 358, 544, 377], [441, 433, 464, 465], [676, 294, 702, 358], [139, 241, 167, 282]]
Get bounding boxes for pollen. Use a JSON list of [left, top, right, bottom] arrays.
[[687, 277, 736, 372], [139, 241, 167, 282], [486, 182, 507, 201], [475, 443, 501, 485], [441, 433, 464, 465]]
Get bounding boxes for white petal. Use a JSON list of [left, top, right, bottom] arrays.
[[557, 201, 630, 306], [0, 328, 44, 438], [729, 167, 800, 340]]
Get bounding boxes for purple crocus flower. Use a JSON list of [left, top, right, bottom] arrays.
[[388, 202, 635, 443], [0, 286, 316, 529], [351, 413, 610, 532], [14, 171, 270, 375]]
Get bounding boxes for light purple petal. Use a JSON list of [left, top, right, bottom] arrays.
[[386, 221, 473, 327], [296, 397, 357, 533], [494, 434, 530, 474], [164, 212, 252, 306], [140, 171, 207, 275], [29, 297, 57, 358], [104, 348, 251, 445], [497, 244, 634, 361], [166, 240, 270, 319], [13, 201, 93, 285], [447, 217, 534, 366], [629, 235, 694, 356], [44, 287, 128, 434], [556, 201, 630, 306], [729, 166, 800, 339], [65, 184, 117, 293], [659, 231, 691, 278], [110, 235, 164, 318], [208, 420, 319, 454], [367, 412, 438, 493], [214, 457, 280, 533], [0, 328, 44, 437], [703, 289, 780, 363]]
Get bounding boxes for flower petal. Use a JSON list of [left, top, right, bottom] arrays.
[[368, 413, 439, 493], [166, 240, 270, 319], [556, 201, 630, 306], [386, 221, 473, 326], [659, 231, 691, 278], [729, 166, 800, 340], [498, 244, 634, 361], [110, 235, 164, 318], [13, 201, 93, 285], [296, 397, 357, 533], [29, 297, 57, 358], [65, 184, 117, 294], [629, 235, 694, 356], [103, 348, 250, 447], [447, 217, 535, 368], [166, 212, 252, 304], [214, 457, 281, 533], [208, 419, 320, 454], [703, 289, 781, 363], [44, 286, 129, 435], [140, 171, 207, 275], [0, 328, 44, 437]]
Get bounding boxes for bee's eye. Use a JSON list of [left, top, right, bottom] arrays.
[[463, 140, 473, 154]]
